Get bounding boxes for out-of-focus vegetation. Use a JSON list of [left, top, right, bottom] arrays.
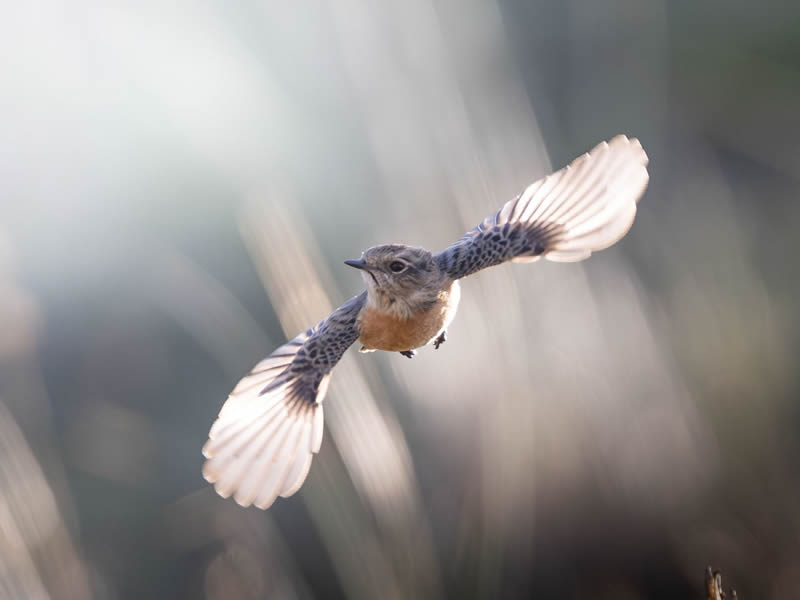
[[706, 567, 738, 600], [1, 1, 798, 598]]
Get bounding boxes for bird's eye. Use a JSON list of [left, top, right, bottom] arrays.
[[389, 261, 406, 273]]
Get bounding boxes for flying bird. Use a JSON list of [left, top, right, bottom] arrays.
[[202, 135, 649, 509]]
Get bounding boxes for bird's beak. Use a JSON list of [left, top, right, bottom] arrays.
[[344, 259, 370, 271]]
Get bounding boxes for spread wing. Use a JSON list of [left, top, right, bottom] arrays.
[[435, 135, 649, 279], [202, 292, 366, 509]]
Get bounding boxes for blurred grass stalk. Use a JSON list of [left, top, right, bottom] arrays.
[[0, 229, 92, 599], [0, 399, 92, 600]]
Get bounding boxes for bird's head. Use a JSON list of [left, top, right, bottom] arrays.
[[345, 245, 443, 317]]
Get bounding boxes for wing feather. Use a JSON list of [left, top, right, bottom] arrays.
[[311, 403, 325, 453], [202, 293, 365, 509], [279, 415, 314, 498], [436, 135, 649, 278], [253, 412, 307, 509]]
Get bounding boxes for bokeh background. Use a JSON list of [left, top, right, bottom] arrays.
[[1, 1, 798, 598]]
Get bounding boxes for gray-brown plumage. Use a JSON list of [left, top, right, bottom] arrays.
[[202, 135, 649, 509]]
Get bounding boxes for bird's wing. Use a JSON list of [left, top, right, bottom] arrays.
[[202, 292, 366, 509], [435, 135, 649, 279]]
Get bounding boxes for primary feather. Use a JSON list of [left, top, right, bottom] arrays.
[[436, 135, 649, 278], [202, 293, 364, 509]]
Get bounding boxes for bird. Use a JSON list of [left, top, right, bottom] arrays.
[[202, 135, 649, 509]]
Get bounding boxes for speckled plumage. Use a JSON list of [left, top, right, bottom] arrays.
[[203, 135, 650, 509]]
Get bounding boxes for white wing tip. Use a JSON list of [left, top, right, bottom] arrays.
[[202, 397, 323, 510], [538, 134, 649, 262], [608, 134, 649, 167], [201, 460, 217, 483]]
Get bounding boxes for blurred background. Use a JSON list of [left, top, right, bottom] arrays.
[[1, 0, 798, 598]]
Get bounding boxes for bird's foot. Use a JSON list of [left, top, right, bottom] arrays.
[[433, 330, 447, 350], [400, 350, 416, 359], [359, 346, 376, 353]]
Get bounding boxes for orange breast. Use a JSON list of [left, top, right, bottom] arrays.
[[358, 282, 460, 352]]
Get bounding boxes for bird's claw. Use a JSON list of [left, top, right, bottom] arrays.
[[400, 350, 416, 359], [433, 330, 447, 350]]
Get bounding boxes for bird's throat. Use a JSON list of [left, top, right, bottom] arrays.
[[366, 288, 413, 319]]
